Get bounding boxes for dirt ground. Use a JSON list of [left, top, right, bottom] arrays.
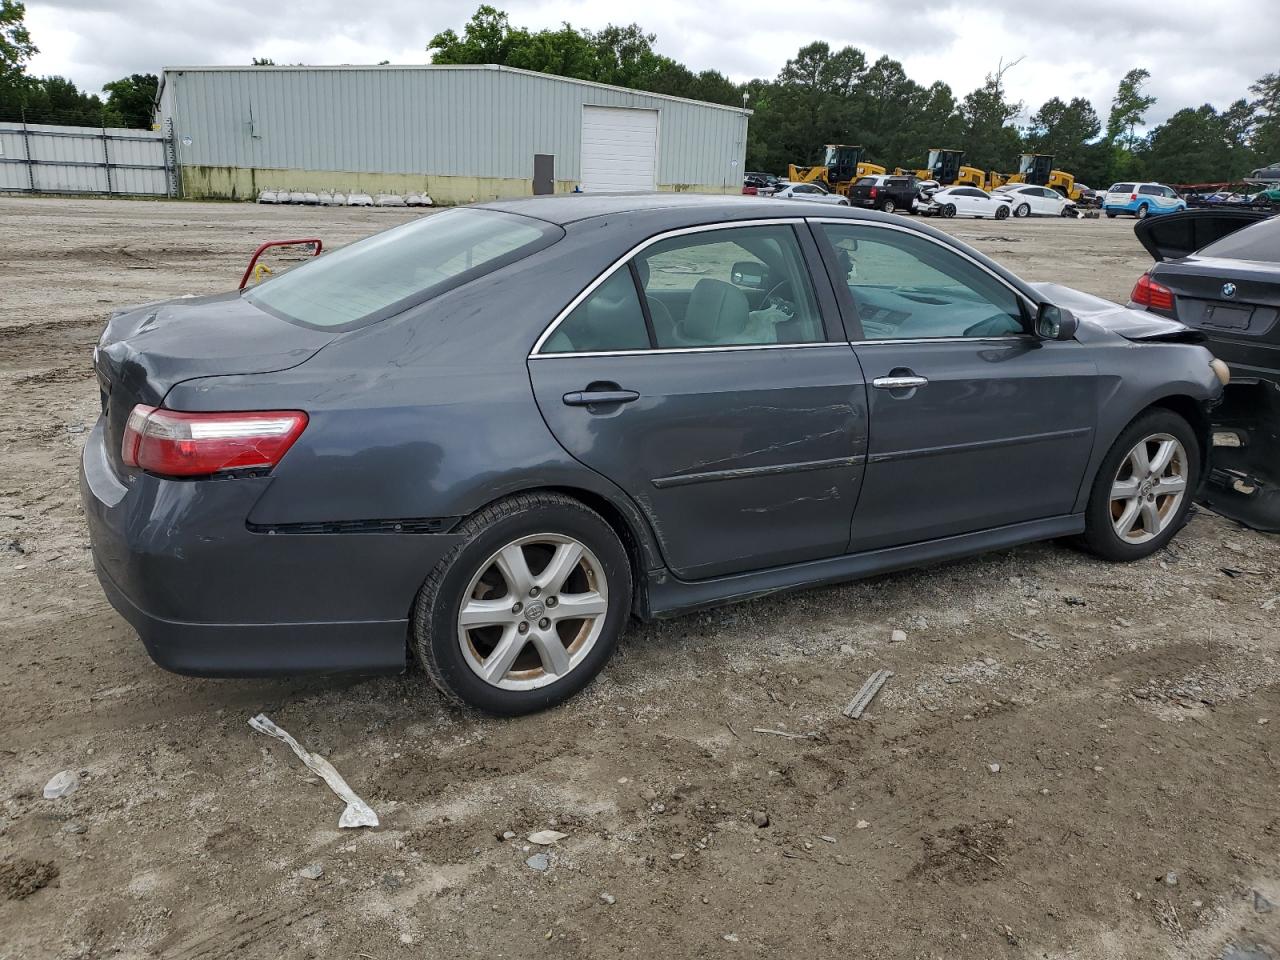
[[1, 196, 1277, 960]]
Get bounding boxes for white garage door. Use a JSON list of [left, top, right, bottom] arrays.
[[580, 106, 658, 193]]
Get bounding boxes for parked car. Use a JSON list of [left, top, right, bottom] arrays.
[[1103, 182, 1187, 219], [743, 173, 779, 196], [1129, 208, 1279, 532], [772, 181, 850, 205], [82, 195, 1224, 715], [847, 174, 920, 214], [993, 183, 1078, 218], [1249, 160, 1280, 183], [917, 186, 1012, 219]]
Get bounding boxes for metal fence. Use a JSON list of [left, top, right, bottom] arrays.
[[0, 120, 176, 197]]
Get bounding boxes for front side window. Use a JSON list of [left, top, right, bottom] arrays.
[[636, 225, 825, 348], [821, 223, 1027, 340], [246, 209, 559, 329]]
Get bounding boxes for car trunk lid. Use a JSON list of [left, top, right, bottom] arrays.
[[1133, 208, 1272, 261], [94, 292, 335, 470]]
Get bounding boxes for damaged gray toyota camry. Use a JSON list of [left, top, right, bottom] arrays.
[[81, 195, 1229, 715]]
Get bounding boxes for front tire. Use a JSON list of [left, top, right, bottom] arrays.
[[995, 205, 1010, 220], [412, 493, 632, 715], [1015, 202, 1031, 218], [941, 203, 957, 218], [1080, 410, 1199, 562]]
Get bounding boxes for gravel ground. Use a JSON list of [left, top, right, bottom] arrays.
[[0, 197, 1277, 960]]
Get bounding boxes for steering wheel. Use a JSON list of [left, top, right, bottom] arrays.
[[762, 278, 796, 317]]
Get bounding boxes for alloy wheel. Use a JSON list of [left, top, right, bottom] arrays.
[[1109, 433, 1189, 544], [457, 534, 609, 691]]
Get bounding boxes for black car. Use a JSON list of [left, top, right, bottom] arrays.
[[1131, 209, 1280, 531], [848, 175, 919, 214]]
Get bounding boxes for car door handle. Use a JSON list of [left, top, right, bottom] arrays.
[[872, 376, 929, 390], [562, 389, 640, 407]]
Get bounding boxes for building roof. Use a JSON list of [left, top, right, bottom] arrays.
[[158, 63, 752, 116]]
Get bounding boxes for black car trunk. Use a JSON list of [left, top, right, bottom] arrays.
[[94, 292, 335, 470], [1136, 211, 1280, 531]]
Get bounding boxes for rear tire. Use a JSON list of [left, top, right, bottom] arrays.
[[1080, 410, 1200, 562], [881, 199, 897, 214], [411, 493, 632, 715], [1106, 211, 1117, 218], [1136, 204, 1150, 219]]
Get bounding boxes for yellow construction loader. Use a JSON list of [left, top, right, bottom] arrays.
[[900, 149, 989, 189], [788, 145, 887, 197], [998, 154, 1083, 200]]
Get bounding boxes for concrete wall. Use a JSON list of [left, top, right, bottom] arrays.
[[160, 65, 750, 201]]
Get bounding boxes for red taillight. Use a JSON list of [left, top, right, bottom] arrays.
[[869, 186, 878, 198], [120, 405, 308, 477], [1131, 273, 1174, 312], [1130, 193, 1138, 201]]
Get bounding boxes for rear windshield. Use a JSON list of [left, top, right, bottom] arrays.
[[245, 208, 561, 329], [1197, 215, 1280, 263], [1110, 183, 1135, 193], [854, 177, 877, 186]]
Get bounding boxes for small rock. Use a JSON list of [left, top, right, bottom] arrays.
[[840, 643, 856, 655], [617, 777, 628, 784], [297, 863, 324, 880], [752, 811, 770, 828], [722, 934, 739, 943], [1259, 718, 1271, 726], [803, 841, 812, 850], [1255, 890, 1275, 913], [652, 803, 666, 813], [1040, 788, 1050, 796], [669, 852, 685, 861], [988, 763, 1001, 774], [1164, 871, 1179, 887], [501, 830, 516, 841], [526, 853, 551, 872], [61, 822, 87, 835], [43, 770, 79, 800], [856, 819, 870, 830], [890, 629, 907, 644], [528, 830, 567, 845], [639, 787, 658, 802], [1192, 899, 1203, 908], [600, 893, 616, 905], [818, 835, 836, 844], [1092, 765, 1104, 773], [983, 657, 996, 667], [943, 675, 960, 684]]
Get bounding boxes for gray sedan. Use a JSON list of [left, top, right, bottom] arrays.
[[81, 195, 1226, 715]]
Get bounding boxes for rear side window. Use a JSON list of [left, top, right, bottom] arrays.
[[855, 177, 877, 186], [543, 269, 650, 354], [1197, 216, 1280, 263], [1138, 185, 1161, 195], [245, 209, 560, 329], [1111, 183, 1135, 192]]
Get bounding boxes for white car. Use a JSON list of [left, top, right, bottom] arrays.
[[993, 183, 1077, 218], [772, 182, 850, 205], [918, 186, 1011, 219]]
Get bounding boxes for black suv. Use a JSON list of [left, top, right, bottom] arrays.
[[848, 175, 920, 214]]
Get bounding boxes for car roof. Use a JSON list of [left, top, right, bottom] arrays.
[[474, 192, 923, 228]]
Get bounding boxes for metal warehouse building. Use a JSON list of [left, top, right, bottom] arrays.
[[157, 64, 750, 203]]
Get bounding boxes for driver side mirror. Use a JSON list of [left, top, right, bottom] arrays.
[[1035, 303, 1079, 341], [730, 260, 768, 290]]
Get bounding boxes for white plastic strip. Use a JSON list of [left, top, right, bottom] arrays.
[[249, 713, 379, 828]]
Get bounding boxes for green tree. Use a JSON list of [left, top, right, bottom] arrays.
[[1106, 68, 1155, 147], [959, 60, 1023, 171], [102, 72, 158, 129], [1027, 96, 1100, 170], [1143, 105, 1232, 182], [1250, 72, 1280, 163], [0, 0, 36, 86]]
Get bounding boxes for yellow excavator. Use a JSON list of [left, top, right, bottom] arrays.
[[788, 145, 886, 197], [995, 154, 1083, 200], [897, 149, 988, 189]]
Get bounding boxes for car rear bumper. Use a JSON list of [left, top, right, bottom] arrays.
[[79, 419, 463, 676]]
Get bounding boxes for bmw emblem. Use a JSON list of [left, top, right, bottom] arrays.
[[1221, 282, 1237, 299]]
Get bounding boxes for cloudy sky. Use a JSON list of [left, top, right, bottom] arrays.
[[24, 0, 1273, 128]]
